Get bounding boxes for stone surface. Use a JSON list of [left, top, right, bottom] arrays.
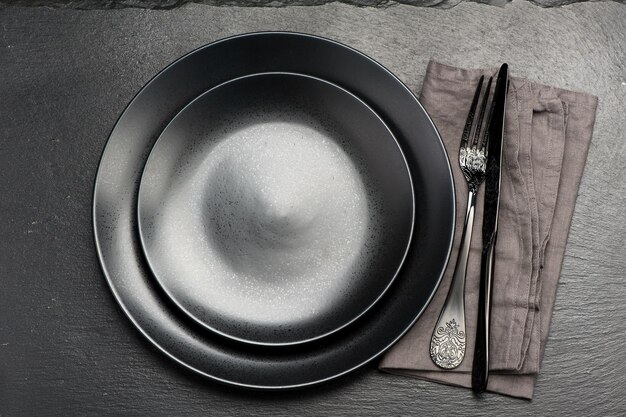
[[1, 0, 625, 9], [0, 1, 625, 415]]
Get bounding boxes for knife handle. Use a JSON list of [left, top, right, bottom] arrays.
[[472, 240, 495, 394]]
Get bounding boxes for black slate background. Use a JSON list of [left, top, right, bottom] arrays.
[[1, 3, 625, 416]]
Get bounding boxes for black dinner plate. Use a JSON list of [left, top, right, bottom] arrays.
[[93, 32, 455, 389], [137, 72, 415, 346]]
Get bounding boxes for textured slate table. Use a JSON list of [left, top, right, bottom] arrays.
[[1, 2, 625, 415]]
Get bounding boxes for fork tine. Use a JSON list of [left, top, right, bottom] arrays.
[[460, 75, 484, 150], [471, 76, 493, 148]]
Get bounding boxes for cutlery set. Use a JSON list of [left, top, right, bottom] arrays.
[[429, 64, 509, 394]]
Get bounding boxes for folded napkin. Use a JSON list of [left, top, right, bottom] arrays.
[[379, 61, 598, 399]]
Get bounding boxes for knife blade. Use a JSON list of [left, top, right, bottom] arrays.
[[472, 63, 509, 394]]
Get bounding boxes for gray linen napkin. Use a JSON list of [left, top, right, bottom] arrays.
[[379, 61, 598, 399]]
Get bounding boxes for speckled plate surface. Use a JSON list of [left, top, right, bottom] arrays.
[[137, 72, 414, 346], [93, 32, 455, 389]]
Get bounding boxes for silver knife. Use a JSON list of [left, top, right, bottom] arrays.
[[472, 63, 509, 394]]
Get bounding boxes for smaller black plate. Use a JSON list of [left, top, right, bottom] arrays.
[[137, 72, 415, 346]]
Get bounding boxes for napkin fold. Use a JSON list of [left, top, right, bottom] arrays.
[[379, 61, 598, 399]]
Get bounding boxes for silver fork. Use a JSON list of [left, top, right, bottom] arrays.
[[430, 75, 493, 370]]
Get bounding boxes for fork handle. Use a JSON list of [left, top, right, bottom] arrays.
[[430, 189, 476, 369]]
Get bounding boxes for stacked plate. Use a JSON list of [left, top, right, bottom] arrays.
[[93, 32, 455, 389]]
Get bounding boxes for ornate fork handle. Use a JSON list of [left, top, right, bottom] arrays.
[[429, 187, 476, 369]]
